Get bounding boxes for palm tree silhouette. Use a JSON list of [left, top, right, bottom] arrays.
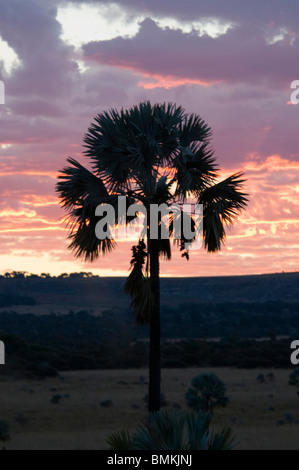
[[56, 101, 248, 412]]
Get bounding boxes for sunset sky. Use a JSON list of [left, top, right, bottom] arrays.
[[0, 0, 298, 277]]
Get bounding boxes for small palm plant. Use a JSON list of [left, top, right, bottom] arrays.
[[106, 408, 235, 450], [185, 373, 228, 412]]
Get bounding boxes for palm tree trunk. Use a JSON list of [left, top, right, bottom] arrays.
[[148, 238, 161, 412]]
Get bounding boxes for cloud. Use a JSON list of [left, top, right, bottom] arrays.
[[56, 2, 144, 48], [0, 35, 22, 76], [65, 0, 299, 29], [0, 0, 78, 97], [83, 17, 298, 89]]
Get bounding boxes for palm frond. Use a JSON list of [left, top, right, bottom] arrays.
[[209, 426, 236, 450], [56, 157, 108, 210], [159, 237, 171, 260], [83, 102, 162, 192], [83, 108, 138, 191], [106, 430, 134, 450], [133, 409, 187, 450], [186, 411, 211, 450], [202, 208, 226, 252], [179, 113, 212, 146], [200, 172, 248, 220], [174, 143, 217, 198], [56, 158, 117, 260], [106, 409, 236, 450], [68, 221, 116, 262], [199, 172, 248, 252], [153, 102, 184, 164], [152, 175, 174, 204], [83, 102, 188, 193]]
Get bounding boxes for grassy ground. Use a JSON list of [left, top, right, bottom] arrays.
[[1, 367, 298, 450]]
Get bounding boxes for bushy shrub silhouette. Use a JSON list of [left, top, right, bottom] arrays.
[[0, 419, 10, 449], [185, 373, 228, 412], [256, 373, 265, 384], [289, 368, 299, 387]]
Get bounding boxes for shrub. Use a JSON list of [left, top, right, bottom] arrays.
[[100, 400, 113, 408], [50, 394, 63, 404], [0, 420, 10, 444], [185, 373, 228, 412], [289, 369, 299, 387], [256, 374, 265, 384]]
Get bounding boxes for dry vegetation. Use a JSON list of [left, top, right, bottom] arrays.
[[1, 367, 299, 450]]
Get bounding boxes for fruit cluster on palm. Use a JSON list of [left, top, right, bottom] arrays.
[[56, 101, 248, 412]]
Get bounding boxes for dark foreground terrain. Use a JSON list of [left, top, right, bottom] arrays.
[[0, 272, 299, 449], [1, 367, 299, 450]]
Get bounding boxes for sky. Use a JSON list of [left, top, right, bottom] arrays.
[[0, 0, 298, 278]]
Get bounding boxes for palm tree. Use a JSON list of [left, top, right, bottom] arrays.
[[106, 408, 236, 450], [56, 101, 248, 412], [185, 372, 229, 412]]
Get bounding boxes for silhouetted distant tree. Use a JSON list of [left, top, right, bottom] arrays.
[[185, 372, 229, 412]]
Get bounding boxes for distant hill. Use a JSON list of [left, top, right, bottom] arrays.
[[0, 271, 298, 340], [0, 272, 298, 374], [0, 271, 298, 310]]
